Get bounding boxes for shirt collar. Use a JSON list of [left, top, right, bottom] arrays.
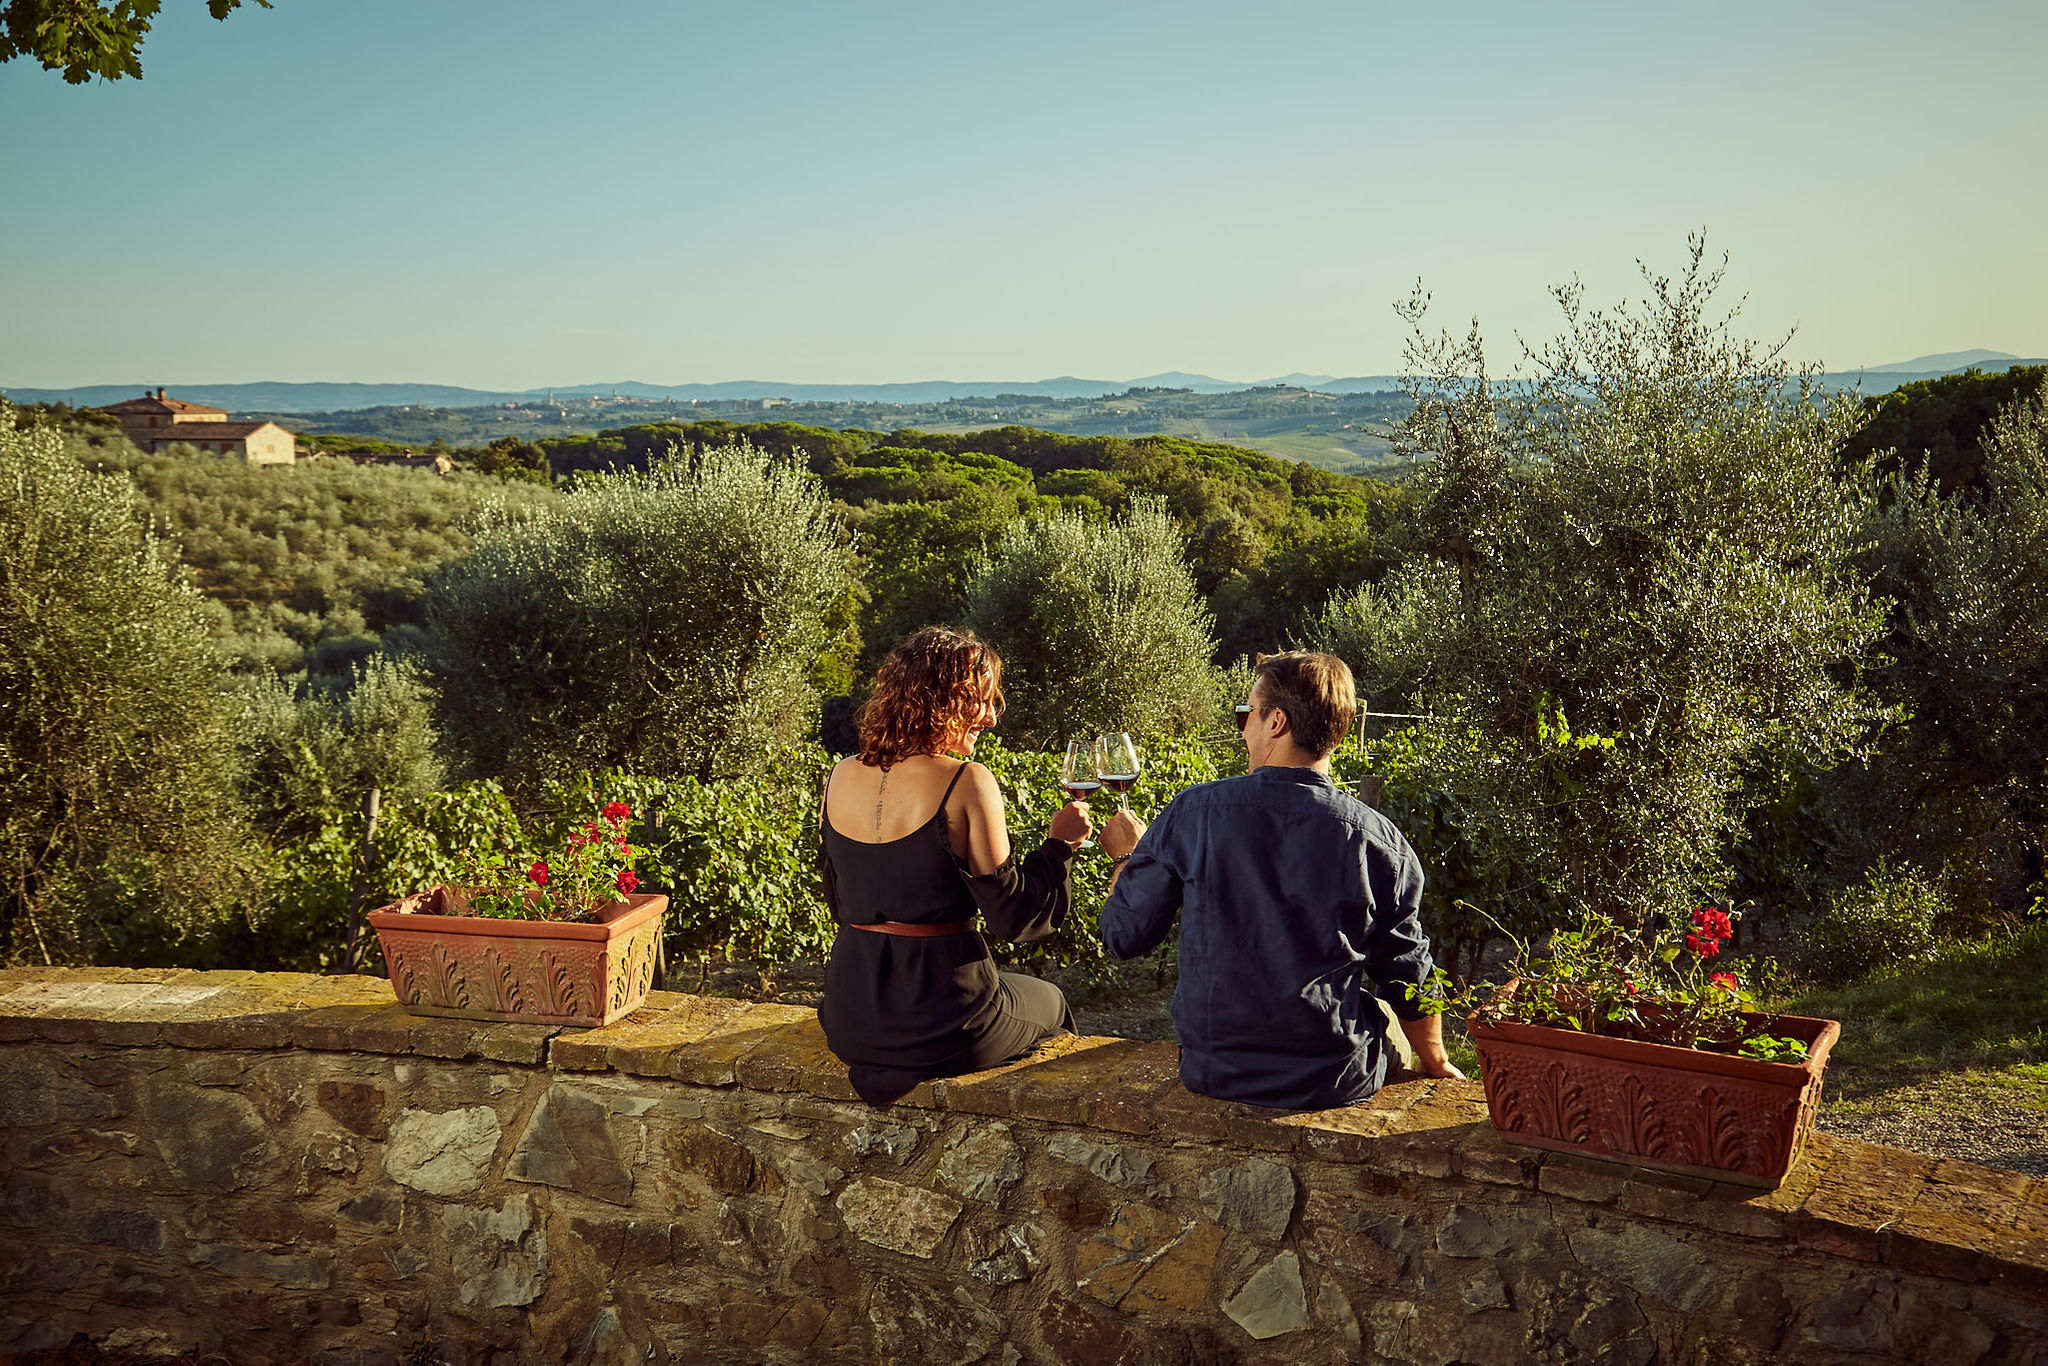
[[1252, 764, 1335, 790]]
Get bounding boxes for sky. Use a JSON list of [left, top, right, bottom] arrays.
[[3, 0, 2045, 390]]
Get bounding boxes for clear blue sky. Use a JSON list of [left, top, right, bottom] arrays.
[[4, 0, 2044, 390]]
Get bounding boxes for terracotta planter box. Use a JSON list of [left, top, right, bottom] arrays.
[[368, 886, 666, 1028], [1467, 990, 1840, 1190]]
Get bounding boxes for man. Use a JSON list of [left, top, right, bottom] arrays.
[[1098, 651, 1463, 1110]]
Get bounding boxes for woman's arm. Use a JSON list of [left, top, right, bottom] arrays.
[[955, 762, 1014, 877], [952, 762, 1092, 943], [955, 762, 1092, 873]]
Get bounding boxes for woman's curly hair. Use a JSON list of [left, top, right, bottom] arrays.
[[856, 626, 1005, 768]]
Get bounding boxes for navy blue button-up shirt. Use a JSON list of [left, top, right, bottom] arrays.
[[1099, 765, 1435, 1111]]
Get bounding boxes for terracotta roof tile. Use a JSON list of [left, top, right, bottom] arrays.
[[145, 421, 284, 442], [100, 395, 227, 416]]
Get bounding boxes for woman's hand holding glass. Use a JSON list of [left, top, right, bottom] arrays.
[[1048, 798, 1094, 849]]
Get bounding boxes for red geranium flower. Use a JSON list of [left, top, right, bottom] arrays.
[[1690, 907, 1734, 942], [1709, 971, 1741, 993], [602, 801, 632, 826], [615, 869, 639, 896], [527, 860, 550, 887], [1685, 933, 1721, 957]]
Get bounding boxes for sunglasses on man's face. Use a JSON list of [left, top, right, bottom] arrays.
[[1234, 704, 1256, 730]]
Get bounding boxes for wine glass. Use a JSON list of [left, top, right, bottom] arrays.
[[1060, 737, 1104, 847], [1100, 732, 1141, 812]]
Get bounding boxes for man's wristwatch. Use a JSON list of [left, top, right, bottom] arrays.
[[1110, 853, 1132, 868]]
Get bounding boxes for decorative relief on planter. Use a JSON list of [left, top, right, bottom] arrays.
[[1468, 1008, 1838, 1190], [369, 888, 666, 1028]]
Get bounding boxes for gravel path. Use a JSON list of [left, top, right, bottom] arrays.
[[1818, 1096, 2048, 1177]]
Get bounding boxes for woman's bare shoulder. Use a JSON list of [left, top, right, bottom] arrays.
[[953, 759, 1004, 802]]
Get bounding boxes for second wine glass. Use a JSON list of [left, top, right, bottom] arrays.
[[1099, 732, 1141, 813]]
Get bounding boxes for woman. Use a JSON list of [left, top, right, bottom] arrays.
[[818, 626, 1091, 1105]]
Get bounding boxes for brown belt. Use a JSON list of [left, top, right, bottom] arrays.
[[847, 920, 970, 938]]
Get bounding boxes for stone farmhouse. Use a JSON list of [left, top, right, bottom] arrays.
[[99, 387, 296, 465]]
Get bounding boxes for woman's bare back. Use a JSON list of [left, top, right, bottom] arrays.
[[825, 753, 1012, 875]]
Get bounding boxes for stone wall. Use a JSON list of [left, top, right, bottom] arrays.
[[1, 966, 2043, 1365]]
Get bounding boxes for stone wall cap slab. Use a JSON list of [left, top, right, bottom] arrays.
[[1011, 1038, 1150, 1126]]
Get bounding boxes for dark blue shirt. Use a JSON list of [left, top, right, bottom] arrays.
[[1099, 765, 1435, 1111]]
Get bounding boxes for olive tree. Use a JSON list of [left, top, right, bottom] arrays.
[[963, 495, 1218, 749], [237, 655, 445, 842], [424, 443, 853, 792], [1820, 390, 2048, 917], [1321, 240, 1884, 930], [0, 407, 252, 964]]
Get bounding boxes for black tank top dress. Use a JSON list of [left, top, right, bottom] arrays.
[[817, 762, 1078, 1105]]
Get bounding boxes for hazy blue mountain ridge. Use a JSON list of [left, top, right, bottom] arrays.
[[7, 354, 2039, 414]]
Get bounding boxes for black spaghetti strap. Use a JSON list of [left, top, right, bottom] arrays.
[[934, 760, 969, 819], [818, 765, 834, 846]]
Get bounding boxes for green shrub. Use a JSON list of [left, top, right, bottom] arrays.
[[964, 496, 1219, 748], [1823, 390, 2048, 923], [1301, 560, 1455, 712], [0, 407, 255, 965], [1356, 242, 1883, 930], [1331, 725, 1534, 978], [424, 443, 853, 793], [540, 758, 837, 965], [1793, 861, 1947, 985], [238, 656, 445, 842], [842, 483, 1033, 674]]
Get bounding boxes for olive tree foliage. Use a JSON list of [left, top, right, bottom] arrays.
[[963, 495, 1219, 749], [1817, 391, 2048, 916], [424, 443, 854, 793], [0, 408, 252, 964], [1301, 559, 1457, 712], [1311, 240, 1884, 930], [236, 656, 445, 843]]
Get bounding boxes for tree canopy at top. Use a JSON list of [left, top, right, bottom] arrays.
[[0, 0, 269, 83]]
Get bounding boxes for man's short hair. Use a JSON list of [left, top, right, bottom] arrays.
[[1253, 651, 1357, 759]]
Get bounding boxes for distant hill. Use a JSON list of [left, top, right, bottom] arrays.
[[1865, 349, 2018, 375], [9, 354, 2038, 415], [1824, 356, 2048, 391], [3, 372, 1410, 413], [3, 380, 524, 411]]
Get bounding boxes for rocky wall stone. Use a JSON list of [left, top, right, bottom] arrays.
[[0, 966, 2041, 1364]]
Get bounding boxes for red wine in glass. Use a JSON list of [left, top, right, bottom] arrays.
[[1100, 733, 1142, 811], [1061, 738, 1103, 847]]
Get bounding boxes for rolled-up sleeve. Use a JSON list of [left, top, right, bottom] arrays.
[[1099, 808, 1184, 960], [1362, 833, 1434, 1020]]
